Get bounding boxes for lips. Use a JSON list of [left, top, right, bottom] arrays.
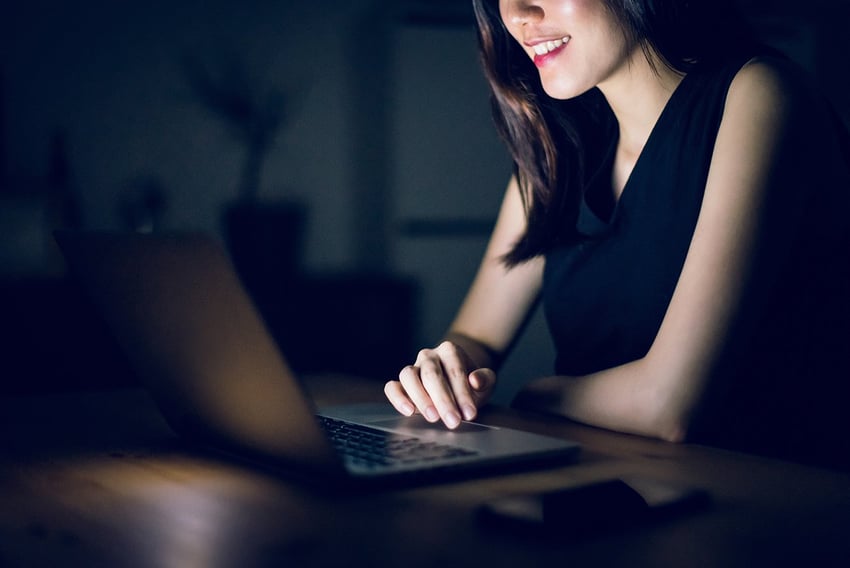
[[530, 36, 570, 67], [532, 37, 569, 56]]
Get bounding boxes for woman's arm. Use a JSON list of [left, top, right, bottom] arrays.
[[517, 60, 794, 442], [385, 176, 544, 427], [447, 176, 544, 365]]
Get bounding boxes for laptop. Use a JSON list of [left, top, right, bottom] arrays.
[[55, 230, 580, 489]]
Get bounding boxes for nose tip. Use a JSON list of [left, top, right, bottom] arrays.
[[503, 0, 543, 26]]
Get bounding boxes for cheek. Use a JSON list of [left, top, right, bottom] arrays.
[[498, 0, 508, 20], [535, 51, 599, 100], [536, 58, 586, 99], [546, 0, 602, 25], [498, 3, 524, 46]]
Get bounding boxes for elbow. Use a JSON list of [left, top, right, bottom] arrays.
[[645, 388, 694, 443], [650, 394, 697, 444], [657, 419, 689, 443], [645, 380, 694, 444], [639, 356, 702, 444]]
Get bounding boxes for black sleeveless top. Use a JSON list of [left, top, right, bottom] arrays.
[[542, 53, 850, 468]]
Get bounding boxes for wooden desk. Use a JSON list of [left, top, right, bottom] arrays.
[[2, 376, 850, 567]]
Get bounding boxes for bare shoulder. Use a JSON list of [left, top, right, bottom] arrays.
[[706, 58, 803, 203], [725, 56, 807, 121], [733, 57, 789, 90]]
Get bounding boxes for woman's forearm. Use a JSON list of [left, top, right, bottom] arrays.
[[516, 358, 692, 442]]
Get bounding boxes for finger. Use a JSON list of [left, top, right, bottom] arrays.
[[469, 368, 496, 397], [416, 351, 463, 429], [398, 365, 440, 423], [436, 342, 478, 421], [468, 369, 497, 412], [383, 380, 415, 416]]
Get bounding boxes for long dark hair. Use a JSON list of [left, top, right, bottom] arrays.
[[472, 0, 754, 266]]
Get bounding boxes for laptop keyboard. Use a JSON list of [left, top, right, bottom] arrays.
[[317, 416, 478, 468]]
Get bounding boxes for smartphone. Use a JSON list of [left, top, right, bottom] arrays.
[[478, 477, 710, 537]]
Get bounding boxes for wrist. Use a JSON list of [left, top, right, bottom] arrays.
[[443, 331, 502, 371]]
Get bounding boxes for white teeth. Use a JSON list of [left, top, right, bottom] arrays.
[[533, 37, 569, 56]]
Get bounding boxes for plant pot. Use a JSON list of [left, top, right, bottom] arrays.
[[222, 200, 306, 303]]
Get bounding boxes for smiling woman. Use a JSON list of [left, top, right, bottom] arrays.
[[383, 0, 850, 470], [498, 0, 635, 100]]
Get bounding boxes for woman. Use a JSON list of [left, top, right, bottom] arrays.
[[385, 0, 850, 468]]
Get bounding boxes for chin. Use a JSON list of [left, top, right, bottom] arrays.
[[541, 85, 587, 101], [539, 77, 591, 101]]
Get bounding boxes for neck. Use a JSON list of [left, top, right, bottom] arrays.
[[597, 48, 684, 159]]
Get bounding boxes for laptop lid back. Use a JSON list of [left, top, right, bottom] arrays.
[[55, 231, 343, 476]]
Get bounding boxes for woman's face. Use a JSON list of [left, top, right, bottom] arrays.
[[498, 0, 636, 99]]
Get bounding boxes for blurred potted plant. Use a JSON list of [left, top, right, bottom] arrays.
[[183, 51, 305, 298]]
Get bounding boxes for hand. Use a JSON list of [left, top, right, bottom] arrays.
[[384, 341, 496, 429]]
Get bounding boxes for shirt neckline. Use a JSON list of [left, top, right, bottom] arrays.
[[578, 68, 698, 233]]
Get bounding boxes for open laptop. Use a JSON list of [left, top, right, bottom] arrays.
[[55, 230, 579, 489]]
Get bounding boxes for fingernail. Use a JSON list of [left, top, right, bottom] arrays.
[[461, 404, 476, 421], [401, 402, 415, 416], [424, 406, 439, 422], [445, 411, 461, 429]]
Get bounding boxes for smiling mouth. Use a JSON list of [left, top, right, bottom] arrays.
[[532, 37, 570, 56], [532, 37, 570, 67]]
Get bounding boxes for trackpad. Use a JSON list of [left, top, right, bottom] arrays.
[[370, 416, 494, 434]]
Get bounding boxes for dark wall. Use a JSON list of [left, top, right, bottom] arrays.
[[1, 0, 846, 395]]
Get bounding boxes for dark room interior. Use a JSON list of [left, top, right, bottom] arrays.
[[2, 1, 850, 566], [2, 0, 848, 395]]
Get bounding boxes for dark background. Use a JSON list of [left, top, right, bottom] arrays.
[[1, 0, 848, 398]]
